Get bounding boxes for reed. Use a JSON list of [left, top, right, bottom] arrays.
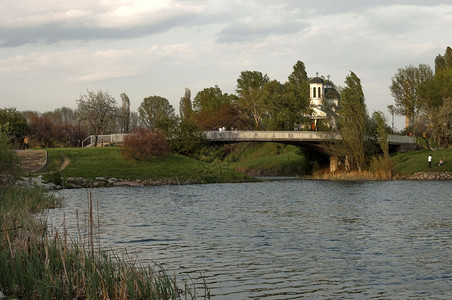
[[0, 186, 209, 299]]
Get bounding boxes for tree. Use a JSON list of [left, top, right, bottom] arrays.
[[166, 118, 206, 158], [0, 107, 29, 148], [286, 60, 311, 115], [76, 90, 118, 147], [0, 131, 20, 201], [389, 64, 434, 132], [236, 71, 270, 129], [138, 96, 176, 131], [193, 86, 231, 113], [372, 111, 389, 158], [431, 97, 452, 147], [338, 71, 368, 172], [28, 114, 55, 147], [118, 93, 131, 133], [179, 88, 193, 121], [193, 86, 244, 130]]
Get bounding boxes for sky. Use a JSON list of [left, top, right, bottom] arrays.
[[1, 0, 451, 130]]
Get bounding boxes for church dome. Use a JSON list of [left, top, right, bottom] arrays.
[[310, 77, 324, 84]]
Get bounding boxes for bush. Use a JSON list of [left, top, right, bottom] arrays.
[[121, 128, 169, 161], [0, 131, 20, 200], [369, 156, 394, 179]]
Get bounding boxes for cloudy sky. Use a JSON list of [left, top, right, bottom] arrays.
[[1, 0, 451, 130]]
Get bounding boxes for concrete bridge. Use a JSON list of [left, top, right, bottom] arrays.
[[205, 130, 415, 150], [204, 130, 416, 172]]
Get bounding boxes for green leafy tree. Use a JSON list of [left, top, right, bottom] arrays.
[[389, 64, 434, 132], [193, 86, 231, 113], [193, 86, 244, 130], [372, 111, 389, 158], [76, 90, 118, 147], [236, 71, 270, 129], [0, 107, 29, 148], [286, 60, 311, 116], [167, 118, 206, 158], [138, 96, 176, 131], [338, 71, 368, 172], [430, 97, 452, 147]]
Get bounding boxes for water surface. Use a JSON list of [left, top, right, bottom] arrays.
[[50, 180, 452, 299]]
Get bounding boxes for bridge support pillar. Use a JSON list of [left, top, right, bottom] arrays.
[[329, 156, 338, 173]]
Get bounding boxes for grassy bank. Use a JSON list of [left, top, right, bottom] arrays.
[[31, 144, 452, 185], [391, 148, 452, 175], [38, 147, 255, 185], [220, 143, 308, 176], [0, 186, 208, 299]]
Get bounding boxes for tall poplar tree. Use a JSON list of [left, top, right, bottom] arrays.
[[179, 88, 193, 121], [338, 71, 368, 172]]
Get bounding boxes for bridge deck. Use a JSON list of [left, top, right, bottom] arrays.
[[204, 130, 415, 145]]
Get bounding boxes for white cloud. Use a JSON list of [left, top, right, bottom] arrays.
[[0, 0, 451, 130]]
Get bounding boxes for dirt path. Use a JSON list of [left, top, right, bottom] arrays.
[[59, 155, 70, 171]]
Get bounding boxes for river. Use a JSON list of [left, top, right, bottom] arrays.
[[50, 180, 451, 299]]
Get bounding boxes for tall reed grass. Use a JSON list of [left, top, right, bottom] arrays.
[[0, 186, 209, 299], [312, 156, 397, 180]]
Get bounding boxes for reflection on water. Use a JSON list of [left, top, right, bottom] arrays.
[[50, 180, 452, 299]]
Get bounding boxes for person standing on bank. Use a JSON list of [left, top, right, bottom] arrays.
[[428, 154, 432, 168], [24, 135, 29, 149]]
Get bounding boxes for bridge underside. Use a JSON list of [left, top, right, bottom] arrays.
[[204, 130, 416, 173]]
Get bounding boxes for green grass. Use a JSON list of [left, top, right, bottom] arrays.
[[223, 143, 308, 176], [391, 148, 452, 175], [39, 147, 254, 184]]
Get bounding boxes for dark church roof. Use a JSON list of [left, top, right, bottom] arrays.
[[310, 77, 324, 84]]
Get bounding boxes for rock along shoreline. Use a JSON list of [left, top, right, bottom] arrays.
[[404, 171, 452, 180], [18, 171, 452, 190]]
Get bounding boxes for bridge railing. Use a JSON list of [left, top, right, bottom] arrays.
[[205, 130, 416, 145], [205, 130, 341, 142], [81, 134, 128, 147]]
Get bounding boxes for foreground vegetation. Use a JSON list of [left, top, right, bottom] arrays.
[[0, 186, 209, 299]]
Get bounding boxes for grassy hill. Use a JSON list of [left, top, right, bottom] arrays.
[[391, 148, 452, 175], [37, 147, 254, 184], [220, 142, 309, 176], [30, 144, 452, 186]]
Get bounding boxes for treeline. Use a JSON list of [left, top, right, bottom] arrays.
[[390, 46, 452, 146], [0, 60, 314, 150], [1, 47, 451, 164]]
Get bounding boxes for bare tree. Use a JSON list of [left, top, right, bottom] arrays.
[[76, 90, 117, 147]]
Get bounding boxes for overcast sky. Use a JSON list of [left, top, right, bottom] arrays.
[[1, 0, 451, 130]]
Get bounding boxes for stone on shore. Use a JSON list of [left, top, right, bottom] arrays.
[[406, 172, 452, 180]]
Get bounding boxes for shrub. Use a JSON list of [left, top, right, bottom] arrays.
[[0, 131, 20, 200], [121, 128, 169, 161], [369, 156, 394, 179]]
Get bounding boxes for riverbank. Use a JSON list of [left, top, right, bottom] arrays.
[[18, 145, 452, 189], [25, 147, 256, 188]]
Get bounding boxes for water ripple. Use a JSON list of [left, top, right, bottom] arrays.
[[52, 181, 452, 299]]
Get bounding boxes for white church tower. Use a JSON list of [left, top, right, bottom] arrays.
[[308, 73, 339, 130]]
